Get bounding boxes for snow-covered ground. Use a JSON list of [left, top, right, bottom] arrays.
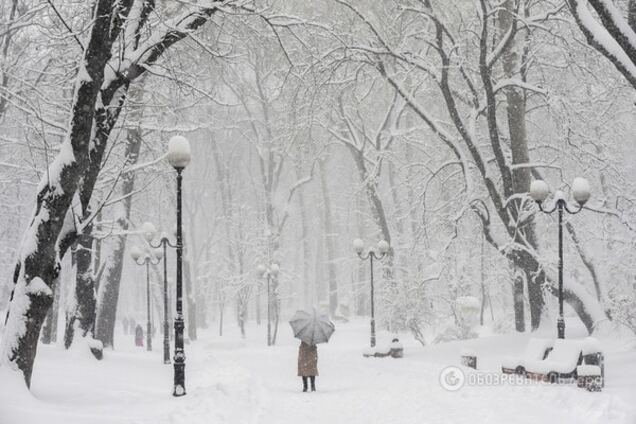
[[1, 319, 635, 424]]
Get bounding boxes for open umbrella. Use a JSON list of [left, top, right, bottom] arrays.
[[289, 309, 335, 346]]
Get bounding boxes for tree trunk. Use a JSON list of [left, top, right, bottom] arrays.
[[95, 120, 142, 348], [318, 159, 338, 316], [40, 276, 61, 344], [184, 253, 197, 341], [512, 268, 526, 332], [498, 0, 544, 330], [65, 228, 102, 358], [355, 192, 367, 316], [0, 0, 132, 386], [295, 164, 312, 309]]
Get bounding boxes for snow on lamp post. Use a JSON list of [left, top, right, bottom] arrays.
[[353, 238, 390, 348], [167, 135, 191, 397], [131, 245, 162, 352], [258, 263, 280, 346], [146, 225, 178, 365], [530, 178, 590, 339]]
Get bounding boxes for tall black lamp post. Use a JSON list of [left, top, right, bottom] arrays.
[[167, 135, 191, 397], [530, 177, 591, 339], [143, 222, 177, 365], [353, 239, 390, 348], [257, 263, 280, 346], [131, 245, 162, 352]]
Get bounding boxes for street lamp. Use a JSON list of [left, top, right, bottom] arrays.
[[131, 245, 162, 352], [144, 224, 178, 365], [257, 263, 280, 346], [353, 238, 390, 348], [167, 135, 191, 397], [530, 177, 590, 339]]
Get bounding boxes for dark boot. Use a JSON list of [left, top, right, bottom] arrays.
[[302, 377, 308, 392], [310, 376, 316, 392]]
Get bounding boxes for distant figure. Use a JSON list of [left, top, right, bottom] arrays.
[[135, 324, 144, 347], [298, 341, 318, 392], [123, 317, 130, 335]]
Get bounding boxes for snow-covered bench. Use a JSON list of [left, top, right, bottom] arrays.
[[501, 338, 553, 375], [525, 339, 583, 382], [363, 339, 404, 358], [577, 365, 603, 392], [580, 337, 604, 390], [461, 348, 477, 369]]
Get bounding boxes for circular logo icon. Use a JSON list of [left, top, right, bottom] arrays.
[[439, 366, 465, 391]]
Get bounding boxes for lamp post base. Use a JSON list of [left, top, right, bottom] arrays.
[[557, 316, 565, 339], [173, 361, 186, 397], [173, 315, 186, 396], [147, 322, 152, 352], [370, 318, 376, 348]]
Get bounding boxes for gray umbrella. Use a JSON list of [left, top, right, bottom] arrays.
[[289, 309, 335, 346]]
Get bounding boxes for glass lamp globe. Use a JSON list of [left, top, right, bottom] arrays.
[[377, 240, 390, 254], [572, 177, 591, 205], [130, 246, 142, 261], [141, 222, 157, 243], [167, 135, 192, 169], [530, 180, 550, 203]]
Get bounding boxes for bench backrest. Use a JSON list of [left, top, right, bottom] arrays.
[[524, 338, 553, 360]]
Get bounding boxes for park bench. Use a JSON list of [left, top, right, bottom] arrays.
[[501, 338, 553, 375], [525, 339, 583, 382], [523, 337, 603, 387], [363, 338, 404, 358], [579, 337, 605, 390], [577, 365, 603, 392], [461, 348, 477, 369]]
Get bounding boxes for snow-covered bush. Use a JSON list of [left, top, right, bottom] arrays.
[[607, 284, 636, 336]]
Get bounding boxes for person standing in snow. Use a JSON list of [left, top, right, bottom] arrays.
[[135, 324, 144, 347], [298, 341, 318, 392]]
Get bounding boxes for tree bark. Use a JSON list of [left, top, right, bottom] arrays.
[[65, 228, 102, 358], [318, 159, 338, 316], [40, 277, 60, 344]]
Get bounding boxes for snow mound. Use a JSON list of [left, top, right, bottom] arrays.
[[577, 365, 602, 376]]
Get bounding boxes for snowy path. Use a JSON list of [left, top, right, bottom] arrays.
[[208, 322, 635, 424], [1, 320, 635, 424]]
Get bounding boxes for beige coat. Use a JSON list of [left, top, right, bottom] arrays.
[[297, 342, 318, 376]]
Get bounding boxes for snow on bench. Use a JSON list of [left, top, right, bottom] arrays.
[[576, 365, 601, 376], [501, 338, 553, 374], [577, 364, 603, 392], [525, 339, 583, 378]]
